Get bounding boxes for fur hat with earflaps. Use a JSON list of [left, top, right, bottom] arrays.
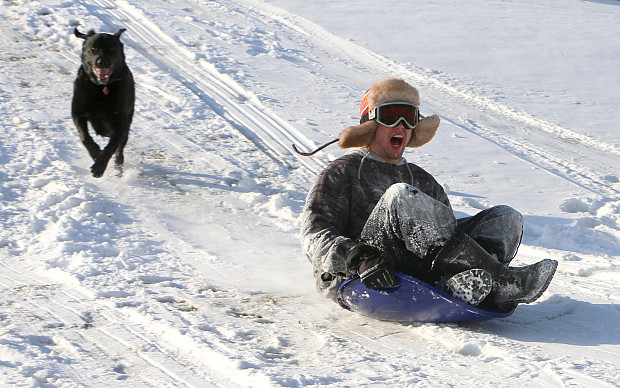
[[292, 77, 440, 156], [339, 77, 440, 148]]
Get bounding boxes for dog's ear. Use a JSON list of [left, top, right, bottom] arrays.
[[74, 28, 96, 39], [114, 29, 127, 38], [74, 27, 88, 40]]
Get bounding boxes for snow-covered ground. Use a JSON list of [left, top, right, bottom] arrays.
[[0, 0, 618, 386]]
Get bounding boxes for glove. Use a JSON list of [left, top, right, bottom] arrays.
[[358, 256, 397, 289], [346, 242, 397, 289]]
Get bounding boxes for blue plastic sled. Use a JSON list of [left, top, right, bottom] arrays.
[[337, 273, 515, 323]]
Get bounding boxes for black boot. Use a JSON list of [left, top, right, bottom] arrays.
[[430, 230, 558, 308]]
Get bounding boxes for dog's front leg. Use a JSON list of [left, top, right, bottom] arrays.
[[91, 148, 114, 178], [74, 117, 101, 161], [91, 133, 122, 178]]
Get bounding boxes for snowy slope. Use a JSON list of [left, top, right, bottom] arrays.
[[0, 0, 618, 387]]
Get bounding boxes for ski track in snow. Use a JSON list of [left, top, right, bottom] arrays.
[[0, 0, 618, 386], [237, 0, 620, 198], [82, 0, 326, 176]]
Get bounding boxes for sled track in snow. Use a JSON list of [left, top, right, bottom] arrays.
[[2, 2, 619, 387], [0, 261, 237, 387]]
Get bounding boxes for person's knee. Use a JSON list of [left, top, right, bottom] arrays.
[[385, 182, 417, 197], [494, 205, 523, 228], [385, 183, 427, 205], [383, 183, 453, 224], [492, 206, 524, 256], [381, 183, 425, 210]]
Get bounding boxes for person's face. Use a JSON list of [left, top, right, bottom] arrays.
[[367, 122, 412, 163]]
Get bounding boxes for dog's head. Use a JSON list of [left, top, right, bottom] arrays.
[[74, 28, 127, 85]]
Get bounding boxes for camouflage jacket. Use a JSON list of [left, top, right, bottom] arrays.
[[300, 148, 450, 299]]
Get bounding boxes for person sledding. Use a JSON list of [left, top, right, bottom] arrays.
[[299, 77, 557, 312]]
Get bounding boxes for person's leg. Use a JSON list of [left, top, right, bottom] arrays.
[[360, 183, 456, 278], [457, 205, 523, 264], [359, 184, 556, 308], [431, 230, 557, 309]]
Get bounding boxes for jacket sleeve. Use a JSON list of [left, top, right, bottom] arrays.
[[433, 178, 451, 209], [300, 162, 357, 277]]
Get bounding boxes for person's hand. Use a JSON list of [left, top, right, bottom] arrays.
[[358, 255, 397, 288], [346, 242, 397, 289]]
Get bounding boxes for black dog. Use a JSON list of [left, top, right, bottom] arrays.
[[72, 28, 135, 178]]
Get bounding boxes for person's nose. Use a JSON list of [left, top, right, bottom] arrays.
[[394, 121, 407, 130]]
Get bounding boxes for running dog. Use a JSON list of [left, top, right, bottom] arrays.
[[72, 28, 135, 178]]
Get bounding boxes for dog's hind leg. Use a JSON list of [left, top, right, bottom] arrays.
[[114, 131, 129, 177], [114, 113, 132, 176], [74, 117, 101, 161]]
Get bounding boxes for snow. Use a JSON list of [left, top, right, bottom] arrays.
[[0, 0, 618, 386]]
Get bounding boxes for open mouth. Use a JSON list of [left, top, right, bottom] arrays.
[[390, 134, 404, 148], [92, 66, 112, 83]]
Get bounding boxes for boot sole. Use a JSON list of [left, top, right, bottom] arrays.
[[445, 269, 493, 306]]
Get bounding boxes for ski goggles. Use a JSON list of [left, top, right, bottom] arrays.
[[364, 102, 420, 130]]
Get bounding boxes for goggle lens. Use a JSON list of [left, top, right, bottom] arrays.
[[371, 103, 419, 129]]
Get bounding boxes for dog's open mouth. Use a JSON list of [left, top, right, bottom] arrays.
[[390, 134, 404, 148], [93, 66, 112, 83]]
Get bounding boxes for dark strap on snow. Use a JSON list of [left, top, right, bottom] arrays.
[[292, 138, 338, 156]]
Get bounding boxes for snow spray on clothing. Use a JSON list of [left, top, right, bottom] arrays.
[[300, 148, 450, 299], [300, 148, 524, 300], [361, 184, 524, 284]]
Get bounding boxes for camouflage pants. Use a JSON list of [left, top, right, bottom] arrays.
[[360, 183, 523, 280]]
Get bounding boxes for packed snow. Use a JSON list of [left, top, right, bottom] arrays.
[[0, 0, 618, 386]]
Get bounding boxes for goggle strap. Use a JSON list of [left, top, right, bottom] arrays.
[[360, 106, 379, 124], [360, 111, 370, 124]]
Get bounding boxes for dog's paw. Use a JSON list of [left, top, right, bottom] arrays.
[[90, 162, 106, 178]]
